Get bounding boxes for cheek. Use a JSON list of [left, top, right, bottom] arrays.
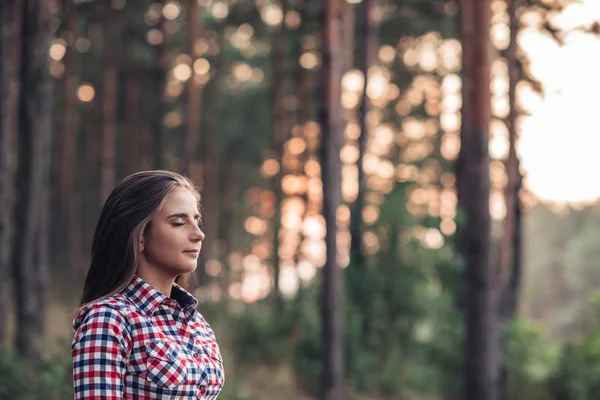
[[145, 229, 180, 257]]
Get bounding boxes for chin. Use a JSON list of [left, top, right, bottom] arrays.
[[166, 263, 197, 277], [180, 262, 198, 273]]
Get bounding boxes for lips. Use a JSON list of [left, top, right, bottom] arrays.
[[184, 250, 200, 257]]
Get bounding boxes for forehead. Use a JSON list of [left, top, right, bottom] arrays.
[[159, 187, 199, 214]]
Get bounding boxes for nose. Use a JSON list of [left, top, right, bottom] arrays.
[[191, 225, 205, 242]]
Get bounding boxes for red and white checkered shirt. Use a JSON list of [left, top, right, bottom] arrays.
[[72, 275, 224, 399]]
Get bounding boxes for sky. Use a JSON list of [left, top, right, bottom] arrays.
[[518, 0, 600, 205]]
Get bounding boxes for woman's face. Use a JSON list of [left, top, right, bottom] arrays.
[[141, 186, 205, 277]]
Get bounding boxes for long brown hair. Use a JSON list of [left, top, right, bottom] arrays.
[[80, 170, 200, 306]]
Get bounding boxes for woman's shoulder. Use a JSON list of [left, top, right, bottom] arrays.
[[72, 293, 132, 334]]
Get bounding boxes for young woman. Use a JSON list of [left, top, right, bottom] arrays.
[[72, 170, 224, 399]]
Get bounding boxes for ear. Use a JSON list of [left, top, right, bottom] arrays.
[[140, 239, 144, 253]]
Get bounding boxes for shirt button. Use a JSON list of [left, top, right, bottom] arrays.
[[199, 384, 206, 391], [193, 352, 200, 358]]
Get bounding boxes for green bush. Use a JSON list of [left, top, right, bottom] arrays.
[[548, 295, 600, 400], [0, 343, 73, 400], [501, 318, 557, 400]]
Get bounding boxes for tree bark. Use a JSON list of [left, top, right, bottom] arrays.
[[0, 0, 13, 349], [183, 0, 203, 175], [0, 0, 5, 349], [12, 0, 53, 361], [270, 0, 288, 316], [499, 0, 523, 320], [319, 0, 348, 398], [216, 142, 238, 271], [153, 0, 167, 170], [2, 0, 23, 349], [351, 0, 377, 266], [100, 1, 119, 202], [124, 24, 141, 175], [197, 30, 224, 287], [458, 0, 498, 399], [60, 0, 81, 275], [499, 1, 523, 397]]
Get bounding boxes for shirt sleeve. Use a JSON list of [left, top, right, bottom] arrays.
[[72, 305, 132, 400]]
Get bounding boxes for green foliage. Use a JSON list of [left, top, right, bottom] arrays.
[[228, 301, 297, 366], [341, 185, 466, 397], [547, 294, 600, 400], [292, 294, 323, 396], [0, 346, 73, 400], [550, 340, 600, 400], [501, 319, 557, 400], [213, 378, 261, 400], [0, 350, 33, 400]]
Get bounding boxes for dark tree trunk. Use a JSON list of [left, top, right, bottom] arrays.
[[270, 0, 288, 316], [152, 0, 167, 170], [136, 0, 154, 172], [319, 0, 348, 398], [0, 0, 4, 349], [197, 31, 224, 287], [100, 1, 119, 202], [500, 0, 523, 320], [458, 0, 498, 399], [60, 0, 81, 274], [499, 0, 523, 397], [124, 25, 140, 175], [12, 0, 53, 361], [198, 117, 219, 283], [351, 0, 377, 266], [82, 2, 104, 261], [0, 0, 12, 349], [216, 143, 238, 270], [1, 1, 23, 347], [183, 0, 203, 176]]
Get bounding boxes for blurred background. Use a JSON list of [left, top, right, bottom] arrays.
[[2, 0, 600, 399]]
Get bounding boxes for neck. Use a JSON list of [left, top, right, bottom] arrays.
[[136, 264, 176, 298]]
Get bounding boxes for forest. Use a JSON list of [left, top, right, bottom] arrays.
[[2, 0, 600, 399]]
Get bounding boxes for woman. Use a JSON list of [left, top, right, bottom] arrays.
[[72, 170, 224, 399]]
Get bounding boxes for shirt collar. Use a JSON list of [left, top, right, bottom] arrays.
[[122, 275, 198, 317]]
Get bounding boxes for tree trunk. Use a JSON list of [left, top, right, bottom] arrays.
[[216, 143, 238, 277], [60, 0, 80, 275], [12, 0, 53, 361], [459, 0, 498, 399], [351, 0, 377, 266], [100, 1, 119, 202], [198, 138, 219, 286], [197, 31, 224, 287], [270, 0, 288, 316], [0, 0, 12, 349], [1, 1, 23, 347], [499, 0, 523, 320], [0, 0, 5, 348], [124, 25, 140, 175], [82, 1, 104, 257], [183, 0, 203, 176], [319, 0, 348, 398], [499, 0, 523, 397], [153, 0, 167, 170]]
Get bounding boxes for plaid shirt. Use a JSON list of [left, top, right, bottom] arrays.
[[72, 275, 224, 399]]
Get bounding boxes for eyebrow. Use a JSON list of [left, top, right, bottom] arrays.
[[167, 213, 201, 220]]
